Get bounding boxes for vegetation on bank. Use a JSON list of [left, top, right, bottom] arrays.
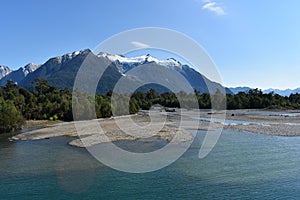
[[1, 79, 300, 133]]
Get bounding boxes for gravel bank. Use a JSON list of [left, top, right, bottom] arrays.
[[13, 109, 300, 147]]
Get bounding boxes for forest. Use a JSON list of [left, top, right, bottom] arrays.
[[1, 79, 300, 133]]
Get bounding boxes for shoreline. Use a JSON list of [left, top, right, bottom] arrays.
[[11, 109, 300, 147]]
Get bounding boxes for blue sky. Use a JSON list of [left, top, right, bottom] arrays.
[[1, 0, 300, 89]]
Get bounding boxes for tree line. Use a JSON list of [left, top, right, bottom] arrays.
[[1, 79, 300, 133]]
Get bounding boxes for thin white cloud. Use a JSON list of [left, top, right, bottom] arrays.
[[201, 0, 226, 15], [131, 41, 150, 48]]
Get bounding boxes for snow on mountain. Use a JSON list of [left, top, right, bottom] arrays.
[[0, 65, 12, 79], [98, 52, 182, 74], [53, 49, 90, 64], [23, 63, 41, 76]]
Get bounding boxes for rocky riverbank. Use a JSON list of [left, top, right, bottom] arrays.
[[12, 109, 300, 147]]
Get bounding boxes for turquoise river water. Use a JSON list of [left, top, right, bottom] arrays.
[[0, 130, 299, 199]]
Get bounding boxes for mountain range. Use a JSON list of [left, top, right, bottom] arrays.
[[0, 49, 231, 94], [229, 87, 300, 96], [0, 63, 40, 86], [263, 88, 300, 97]]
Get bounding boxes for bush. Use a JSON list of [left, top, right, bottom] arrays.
[[53, 114, 58, 121]]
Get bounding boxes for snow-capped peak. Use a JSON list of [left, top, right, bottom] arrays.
[[0, 65, 12, 79], [54, 49, 91, 64], [65, 50, 81, 58], [97, 52, 182, 74], [23, 63, 41, 76]]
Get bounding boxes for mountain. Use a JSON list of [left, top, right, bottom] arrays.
[[0, 65, 12, 79], [99, 52, 232, 94], [0, 50, 230, 94], [18, 50, 91, 89], [0, 63, 40, 86], [19, 49, 124, 93], [228, 87, 253, 94], [263, 88, 300, 97]]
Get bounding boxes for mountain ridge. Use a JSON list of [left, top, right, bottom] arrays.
[[0, 63, 40, 85], [229, 86, 300, 96]]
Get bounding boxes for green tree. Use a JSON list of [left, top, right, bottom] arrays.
[[0, 98, 24, 133]]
